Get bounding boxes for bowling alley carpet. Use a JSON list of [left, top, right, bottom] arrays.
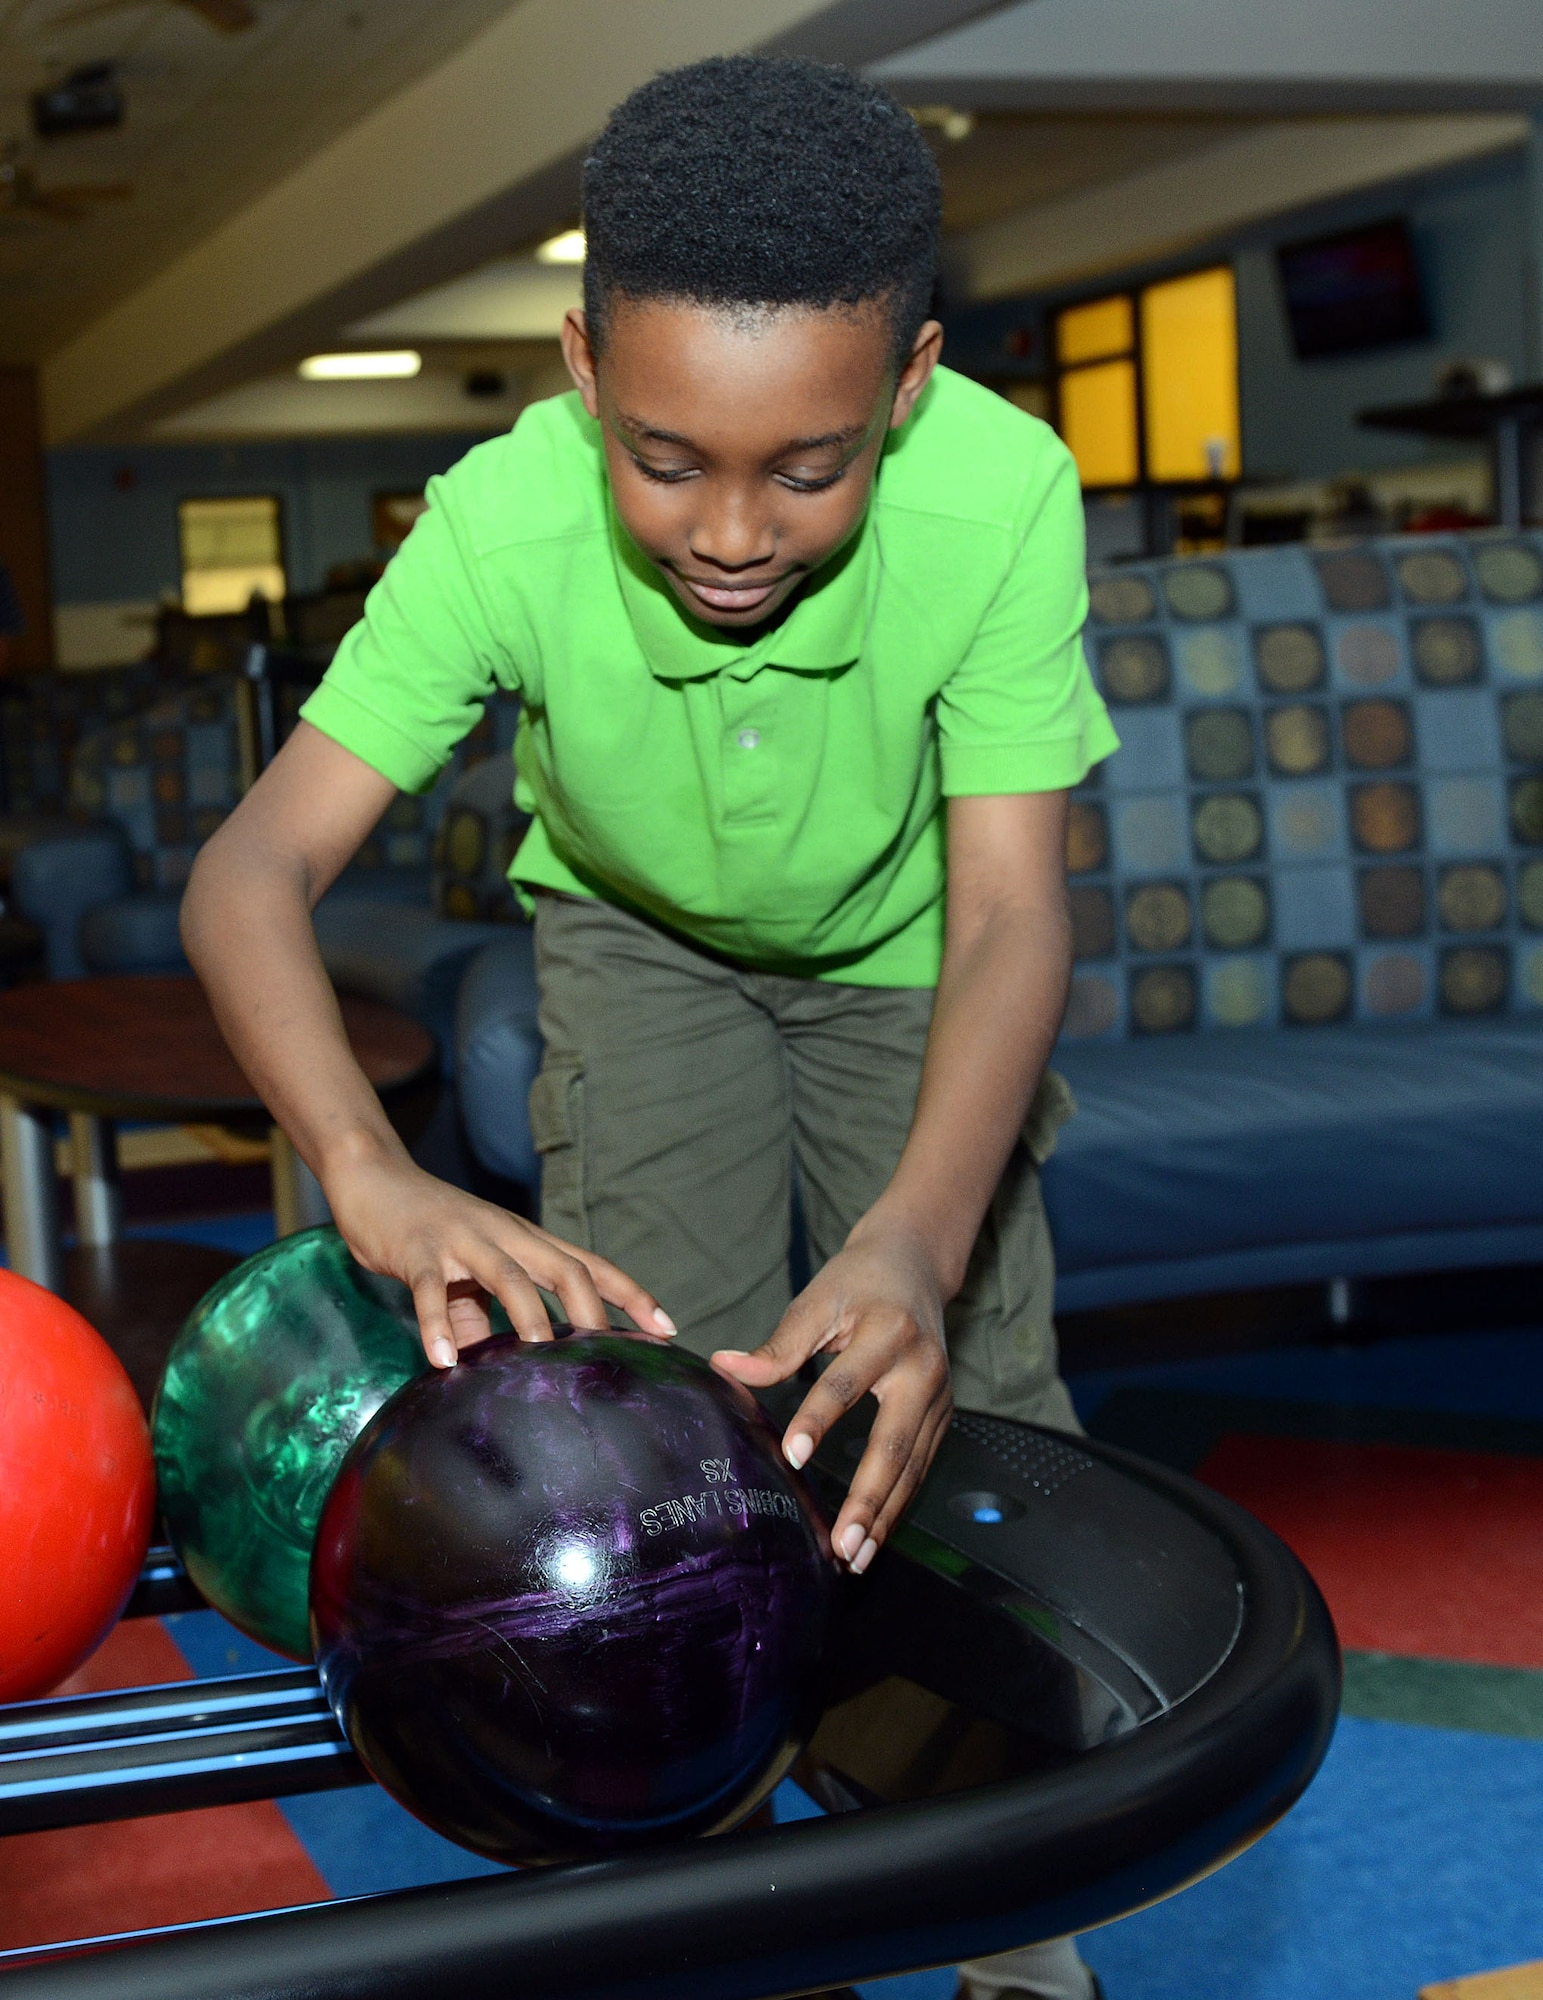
[[9, 1277, 1543, 1999]]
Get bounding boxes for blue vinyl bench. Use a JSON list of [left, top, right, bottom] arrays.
[[1043, 529, 1543, 1309]]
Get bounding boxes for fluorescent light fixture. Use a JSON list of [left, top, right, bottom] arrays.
[[298, 350, 421, 381], [535, 228, 586, 265]]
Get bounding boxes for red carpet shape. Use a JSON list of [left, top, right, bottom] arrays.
[[0, 1620, 330, 1950], [1199, 1432, 1543, 1669]]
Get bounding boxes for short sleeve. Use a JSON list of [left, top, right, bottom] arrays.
[[936, 441, 1118, 795], [300, 472, 518, 794]]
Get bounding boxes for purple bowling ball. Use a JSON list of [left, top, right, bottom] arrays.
[[310, 1329, 836, 1865]]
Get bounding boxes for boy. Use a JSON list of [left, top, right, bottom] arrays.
[[182, 56, 1116, 2000]]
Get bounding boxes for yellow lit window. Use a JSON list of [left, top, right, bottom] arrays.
[[179, 495, 286, 616], [1140, 267, 1241, 482], [1059, 358, 1140, 489], [1056, 294, 1134, 367]]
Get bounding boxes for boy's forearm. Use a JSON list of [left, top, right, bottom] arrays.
[[181, 838, 408, 1186], [854, 894, 1071, 1300]]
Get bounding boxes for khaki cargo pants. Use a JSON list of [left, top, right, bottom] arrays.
[[529, 890, 1078, 1428], [528, 891, 1093, 2000]]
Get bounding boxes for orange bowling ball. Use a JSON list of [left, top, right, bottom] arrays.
[[0, 1269, 155, 1702]]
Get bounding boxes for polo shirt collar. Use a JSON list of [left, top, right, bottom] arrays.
[[610, 498, 874, 683]]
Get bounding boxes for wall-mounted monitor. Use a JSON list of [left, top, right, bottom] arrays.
[[1276, 217, 1430, 360]]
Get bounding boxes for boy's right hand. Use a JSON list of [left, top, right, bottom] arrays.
[[324, 1146, 676, 1368], [178, 727, 672, 1370]]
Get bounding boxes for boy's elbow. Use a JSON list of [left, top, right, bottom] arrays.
[[179, 820, 291, 964], [179, 840, 222, 965]]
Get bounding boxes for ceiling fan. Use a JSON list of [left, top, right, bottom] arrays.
[[0, 141, 131, 221], [42, 0, 257, 32]]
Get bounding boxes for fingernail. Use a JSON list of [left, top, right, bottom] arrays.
[[653, 1309, 677, 1334], [839, 1523, 864, 1563], [432, 1340, 456, 1368], [785, 1433, 813, 1471], [851, 1537, 878, 1576]]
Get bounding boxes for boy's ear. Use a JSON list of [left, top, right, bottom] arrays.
[[561, 308, 601, 416], [889, 319, 944, 431]]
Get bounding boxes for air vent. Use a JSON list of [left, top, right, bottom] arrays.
[[951, 1412, 1095, 1499]]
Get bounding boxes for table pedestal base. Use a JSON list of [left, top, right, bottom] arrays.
[[0, 1094, 60, 1290], [269, 1127, 331, 1237]]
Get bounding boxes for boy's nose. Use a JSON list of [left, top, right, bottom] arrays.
[[688, 496, 776, 572]]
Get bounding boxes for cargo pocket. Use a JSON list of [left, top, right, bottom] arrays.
[[1023, 1067, 1076, 1166], [527, 1059, 588, 1245], [945, 1077, 1068, 1423]]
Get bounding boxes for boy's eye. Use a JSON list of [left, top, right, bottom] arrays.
[[632, 457, 697, 485], [628, 454, 845, 494], [777, 468, 846, 494]]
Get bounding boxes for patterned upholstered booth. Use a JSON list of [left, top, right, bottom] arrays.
[[1044, 530, 1543, 1310], [309, 711, 523, 1074], [0, 662, 161, 822], [453, 529, 1543, 1269], [67, 676, 243, 893], [0, 663, 164, 913], [10, 672, 524, 1057]]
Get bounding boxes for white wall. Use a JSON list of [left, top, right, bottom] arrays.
[[1237, 159, 1529, 481], [47, 431, 500, 616]]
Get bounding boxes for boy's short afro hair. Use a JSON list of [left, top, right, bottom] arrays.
[[582, 55, 940, 360]]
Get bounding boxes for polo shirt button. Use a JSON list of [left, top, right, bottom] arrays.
[[736, 728, 761, 749]]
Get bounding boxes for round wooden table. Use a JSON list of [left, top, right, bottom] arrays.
[[0, 976, 435, 1405]]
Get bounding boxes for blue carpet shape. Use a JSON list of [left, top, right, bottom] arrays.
[[1081, 1714, 1543, 2000]]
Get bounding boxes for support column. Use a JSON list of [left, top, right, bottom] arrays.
[[68, 1111, 121, 1248], [270, 1126, 331, 1237], [0, 1094, 61, 1290], [0, 367, 54, 676], [1526, 111, 1543, 384], [1524, 110, 1543, 525]]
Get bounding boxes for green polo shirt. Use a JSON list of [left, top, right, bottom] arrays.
[[301, 364, 1117, 986]]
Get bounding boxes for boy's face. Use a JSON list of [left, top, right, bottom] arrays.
[[562, 298, 941, 630]]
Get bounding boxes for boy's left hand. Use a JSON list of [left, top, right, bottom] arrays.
[[710, 1213, 953, 1575]]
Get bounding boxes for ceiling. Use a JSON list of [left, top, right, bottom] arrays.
[[152, 112, 1260, 435], [923, 110, 1255, 234], [347, 254, 580, 344], [0, 0, 520, 364], [9, 0, 1537, 440], [177, 114, 1255, 353], [152, 336, 571, 440], [150, 98, 1525, 440]]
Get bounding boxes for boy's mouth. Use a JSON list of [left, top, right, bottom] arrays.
[[672, 571, 795, 616]]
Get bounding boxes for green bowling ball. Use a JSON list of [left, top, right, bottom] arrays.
[[152, 1227, 431, 1660]]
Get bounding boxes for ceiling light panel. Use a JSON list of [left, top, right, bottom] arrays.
[[535, 227, 586, 265], [298, 349, 421, 380]]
